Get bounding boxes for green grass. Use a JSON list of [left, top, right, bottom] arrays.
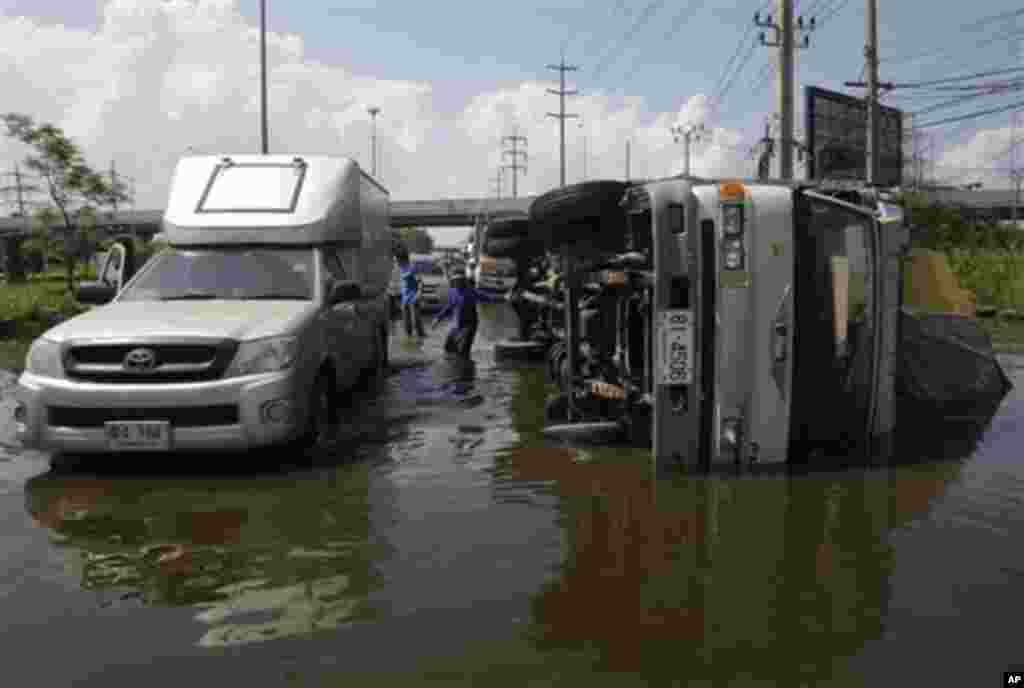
[[0, 271, 93, 373], [0, 319, 49, 374], [977, 317, 1024, 354]]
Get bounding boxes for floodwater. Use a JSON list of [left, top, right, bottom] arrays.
[[1, 303, 1022, 687]]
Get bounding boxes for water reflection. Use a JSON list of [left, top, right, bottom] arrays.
[[493, 360, 980, 683], [24, 462, 395, 648]]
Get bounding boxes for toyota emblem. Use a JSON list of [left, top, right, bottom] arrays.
[[123, 347, 158, 372]]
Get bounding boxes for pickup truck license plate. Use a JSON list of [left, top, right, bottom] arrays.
[[105, 421, 171, 451], [658, 309, 694, 385]]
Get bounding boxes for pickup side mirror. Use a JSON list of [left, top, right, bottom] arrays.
[[328, 280, 362, 306], [75, 281, 117, 305]]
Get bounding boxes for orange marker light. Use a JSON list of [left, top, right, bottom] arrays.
[[719, 181, 746, 202], [605, 271, 627, 286]]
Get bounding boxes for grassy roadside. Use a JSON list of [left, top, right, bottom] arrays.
[[0, 270, 95, 373], [976, 317, 1024, 355]]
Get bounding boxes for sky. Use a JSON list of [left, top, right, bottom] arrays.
[[1, 0, 1023, 245]]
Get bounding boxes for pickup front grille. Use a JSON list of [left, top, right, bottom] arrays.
[[64, 340, 238, 384], [48, 405, 240, 428]]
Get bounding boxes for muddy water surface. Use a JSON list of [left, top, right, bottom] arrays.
[[1, 304, 1022, 687]]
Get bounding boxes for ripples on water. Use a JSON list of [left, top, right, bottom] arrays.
[[10, 308, 1024, 685]]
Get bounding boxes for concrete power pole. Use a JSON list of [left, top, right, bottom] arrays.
[[547, 52, 579, 188], [626, 139, 630, 181], [755, 1, 815, 180], [865, 0, 880, 184], [757, 121, 775, 179], [502, 135, 528, 198], [671, 123, 706, 176]]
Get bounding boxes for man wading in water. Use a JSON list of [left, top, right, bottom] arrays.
[[398, 253, 426, 339], [432, 275, 506, 357]]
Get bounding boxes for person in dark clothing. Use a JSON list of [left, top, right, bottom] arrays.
[[432, 275, 506, 357], [398, 254, 426, 338], [508, 255, 548, 341]]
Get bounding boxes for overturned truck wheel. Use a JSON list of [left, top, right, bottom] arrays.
[[542, 393, 624, 445], [494, 338, 548, 360], [529, 180, 631, 252], [542, 421, 624, 445]]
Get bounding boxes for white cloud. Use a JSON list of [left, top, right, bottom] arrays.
[[1, 0, 759, 214], [931, 125, 1021, 190]]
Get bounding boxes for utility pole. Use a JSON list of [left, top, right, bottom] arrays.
[[671, 123, 706, 176], [757, 121, 775, 179], [501, 134, 528, 198], [489, 170, 503, 200], [367, 106, 381, 178], [260, 0, 269, 154], [546, 51, 579, 187], [865, 0, 880, 184], [755, 1, 815, 180], [625, 139, 630, 181]]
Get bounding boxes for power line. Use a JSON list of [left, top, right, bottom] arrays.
[[910, 84, 1024, 117], [916, 99, 1024, 129], [592, 0, 669, 79], [893, 66, 1024, 89], [884, 27, 1024, 66]]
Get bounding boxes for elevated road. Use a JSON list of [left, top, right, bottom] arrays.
[[0, 196, 536, 237], [3, 188, 1022, 239]]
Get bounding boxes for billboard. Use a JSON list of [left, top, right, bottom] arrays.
[[805, 86, 903, 187]]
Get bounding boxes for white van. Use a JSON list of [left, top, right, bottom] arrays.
[[14, 154, 391, 457]]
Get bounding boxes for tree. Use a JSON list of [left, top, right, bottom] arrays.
[[396, 227, 434, 254], [2, 113, 127, 292]]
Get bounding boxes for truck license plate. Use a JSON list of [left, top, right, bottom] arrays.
[[104, 421, 171, 451], [658, 309, 694, 385]]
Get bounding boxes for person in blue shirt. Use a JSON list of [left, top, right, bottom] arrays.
[[432, 275, 506, 357], [398, 254, 426, 338]]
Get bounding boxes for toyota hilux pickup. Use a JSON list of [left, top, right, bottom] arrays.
[[13, 154, 392, 458]]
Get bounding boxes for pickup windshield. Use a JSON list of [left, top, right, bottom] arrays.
[[119, 247, 315, 301]]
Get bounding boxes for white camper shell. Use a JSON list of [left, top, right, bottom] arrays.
[[162, 154, 392, 296], [14, 154, 392, 459]]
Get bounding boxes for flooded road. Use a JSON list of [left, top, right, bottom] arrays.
[[1, 303, 1023, 686]]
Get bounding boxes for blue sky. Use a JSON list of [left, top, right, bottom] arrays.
[[5, 0, 1023, 140], [2, 0, 1024, 245]]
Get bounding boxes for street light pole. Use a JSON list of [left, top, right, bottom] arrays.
[[260, 0, 268, 155], [671, 123, 706, 176], [367, 106, 380, 178]]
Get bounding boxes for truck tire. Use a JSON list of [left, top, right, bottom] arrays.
[[494, 338, 548, 360], [529, 180, 630, 250], [486, 217, 531, 239], [298, 369, 337, 453], [484, 236, 545, 259], [542, 421, 625, 445]]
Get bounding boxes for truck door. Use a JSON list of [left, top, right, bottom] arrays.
[[789, 191, 881, 462]]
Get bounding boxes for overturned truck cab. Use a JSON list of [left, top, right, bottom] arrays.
[[643, 179, 908, 472], [638, 179, 910, 472]]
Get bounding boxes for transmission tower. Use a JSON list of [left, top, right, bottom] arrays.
[[489, 170, 503, 200], [546, 52, 579, 187], [501, 135, 528, 198]]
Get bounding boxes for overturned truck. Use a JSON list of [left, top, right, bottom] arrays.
[[527, 178, 1011, 473]]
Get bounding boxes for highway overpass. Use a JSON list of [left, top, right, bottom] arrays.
[[0, 196, 536, 238], [2, 188, 1022, 239]]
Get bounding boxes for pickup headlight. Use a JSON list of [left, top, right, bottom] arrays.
[[25, 337, 64, 379], [224, 336, 299, 378]]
